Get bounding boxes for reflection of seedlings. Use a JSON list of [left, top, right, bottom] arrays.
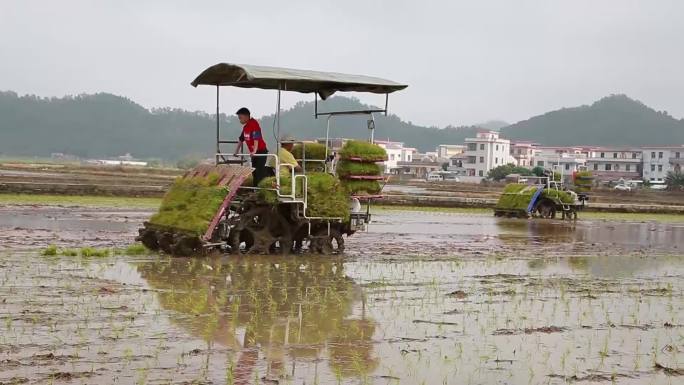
[[560, 348, 570, 372], [599, 336, 609, 368], [123, 347, 133, 367], [136, 365, 149, 385]]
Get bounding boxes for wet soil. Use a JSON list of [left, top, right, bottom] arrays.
[[0, 206, 682, 384]]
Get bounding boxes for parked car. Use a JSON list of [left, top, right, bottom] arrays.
[[426, 173, 443, 182], [650, 183, 667, 190], [614, 183, 631, 191]]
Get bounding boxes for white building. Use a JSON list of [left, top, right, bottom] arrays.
[[585, 147, 643, 182], [510, 141, 537, 167], [463, 131, 512, 177], [375, 140, 415, 174], [436, 144, 466, 160], [533, 147, 588, 175], [642, 146, 684, 182]]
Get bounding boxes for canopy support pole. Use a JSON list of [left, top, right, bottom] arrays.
[[314, 94, 318, 119], [325, 115, 332, 172], [215, 85, 220, 165], [384, 93, 389, 116], [276, 85, 282, 149]]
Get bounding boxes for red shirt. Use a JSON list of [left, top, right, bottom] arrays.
[[240, 118, 267, 152]]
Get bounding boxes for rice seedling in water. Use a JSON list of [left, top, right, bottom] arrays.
[[41, 244, 58, 256], [112, 243, 149, 256], [80, 247, 110, 258]]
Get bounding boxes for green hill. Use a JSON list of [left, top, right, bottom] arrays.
[[0, 91, 220, 160], [3, 91, 680, 161], [501, 94, 684, 146], [0, 91, 476, 160]]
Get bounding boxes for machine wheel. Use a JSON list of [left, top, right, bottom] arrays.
[[562, 209, 578, 221], [170, 235, 203, 256], [157, 231, 175, 254], [137, 226, 159, 251], [309, 228, 345, 255], [229, 207, 293, 255], [535, 199, 557, 219]]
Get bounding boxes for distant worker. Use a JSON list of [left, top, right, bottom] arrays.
[[233, 107, 269, 186], [266, 135, 301, 177]]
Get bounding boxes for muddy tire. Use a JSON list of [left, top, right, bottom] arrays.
[[170, 235, 203, 256], [535, 199, 556, 219], [229, 207, 293, 255], [309, 228, 345, 255], [137, 227, 159, 251], [157, 232, 175, 254]]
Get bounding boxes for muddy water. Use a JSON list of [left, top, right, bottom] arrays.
[[0, 207, 683, 384], [0, 206, 148, 250], [350, 210, 684, 258]]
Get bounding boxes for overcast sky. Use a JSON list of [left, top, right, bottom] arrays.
[[1, 0, 683, 127]]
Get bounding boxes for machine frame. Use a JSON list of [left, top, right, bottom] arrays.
[[191, 63, 407, 253]]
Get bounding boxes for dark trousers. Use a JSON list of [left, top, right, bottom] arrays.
[[252, 148, 269, 187]]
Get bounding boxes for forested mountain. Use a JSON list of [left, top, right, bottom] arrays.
[[2, 91, 682, 161], [0, 91, 478, 159], [0, 91, 221, 160], [501, 94, 684, 146]]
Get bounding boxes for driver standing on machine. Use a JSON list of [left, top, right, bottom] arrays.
[[234, 107, 269, 186]]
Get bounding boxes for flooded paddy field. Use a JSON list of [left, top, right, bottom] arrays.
[[1, 205, 683, 384]]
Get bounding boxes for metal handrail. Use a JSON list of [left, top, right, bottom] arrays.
[[220, 152, 300, 201]]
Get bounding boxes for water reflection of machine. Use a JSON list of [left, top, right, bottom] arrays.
[[137, 257, 377, 381], [496, 219, 579, 245]]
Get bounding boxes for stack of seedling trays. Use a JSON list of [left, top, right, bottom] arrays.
[[337, 140, 387, 200]]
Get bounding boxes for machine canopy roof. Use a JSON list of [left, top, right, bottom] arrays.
[[191, 63, 407, 100]]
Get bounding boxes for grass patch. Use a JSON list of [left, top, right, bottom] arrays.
[[574, 170, 594, 192], [495, 184, 538, 211], [542, 189, 574, 204], [258, 172, 350, 219], [148, 173, 228, 235], [292, 143, 328, 171], [336, 161, 382, 177], [344, 180, 382, 195], [339, 140, 387, 162], [41, 244, 151, 257], [41, 245, 58, 256], [80, 247, 110, 258], [112, 243, 149, 256], [0, 193, 161, 208], [123, 243, 148, 255], [495, 183, 574, 211]]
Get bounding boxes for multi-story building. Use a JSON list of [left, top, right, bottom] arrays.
[[585, 147, 642, 182], [396, 159, 442, 179], [642, 146, 684, 182], [435, 144, 466, 160], [533, 147, 588, 178], [463, 131, 512, 177], [510, 141, 538, 167], [374, 140, 415, 174]]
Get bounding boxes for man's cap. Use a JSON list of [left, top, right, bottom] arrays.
[[235, 107, 250, 116], [280, 134, 295, 142]]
